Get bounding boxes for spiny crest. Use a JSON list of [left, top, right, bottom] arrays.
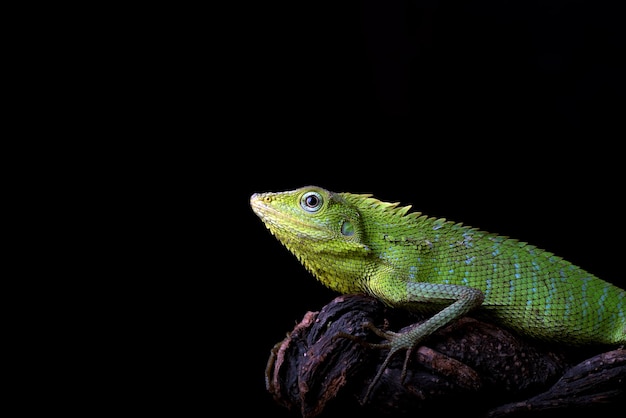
[[342, 191, 548, 252], [341, 192, 423, 220]]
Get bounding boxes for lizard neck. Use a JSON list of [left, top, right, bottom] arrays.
[[295, 244, 373, 294]]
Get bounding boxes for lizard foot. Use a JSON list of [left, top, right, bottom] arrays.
[[335, 321, 418, 405]]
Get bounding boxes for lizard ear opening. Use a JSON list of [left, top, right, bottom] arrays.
[[341, 220, 355, 236], [339, 219, 368, 253]]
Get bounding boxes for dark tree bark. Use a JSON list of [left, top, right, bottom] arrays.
[[265, 294, 625, 418]]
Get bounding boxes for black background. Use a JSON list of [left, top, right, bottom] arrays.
[[231, 1, 624, 417], [138, 1, 625, 416]]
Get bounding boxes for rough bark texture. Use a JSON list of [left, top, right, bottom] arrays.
[[265, 294, 625, 418]]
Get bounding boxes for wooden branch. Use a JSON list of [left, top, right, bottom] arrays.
[[265, 294, 625, 418]]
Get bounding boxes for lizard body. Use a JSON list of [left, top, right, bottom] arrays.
[[251, 185, 626, 401]]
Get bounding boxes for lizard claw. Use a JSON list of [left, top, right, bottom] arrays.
[[361, 344, 411, 405], [358, 322, 417, 404]]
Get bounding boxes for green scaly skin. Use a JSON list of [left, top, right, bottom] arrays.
[[251, 185, 626, 402]]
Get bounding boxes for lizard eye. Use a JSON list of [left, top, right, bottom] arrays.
[[301, 191, 323, 213]]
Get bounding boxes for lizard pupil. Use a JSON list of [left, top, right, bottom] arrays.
[[301, 191, 323, 212]]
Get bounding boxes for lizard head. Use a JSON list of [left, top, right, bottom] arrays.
[[250, 185, 371, 293], [250, 185, 370, 254]]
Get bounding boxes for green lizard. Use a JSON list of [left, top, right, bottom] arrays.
[[250, 185, 626, 402]]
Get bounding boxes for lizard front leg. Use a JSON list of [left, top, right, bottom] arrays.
[[360, 282, 485, 404]]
